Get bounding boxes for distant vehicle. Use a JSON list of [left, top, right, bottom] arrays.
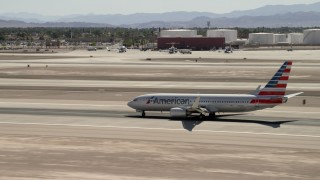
[[128, 61, 303, 118], [169, 46, 177, 54], [179, 49, 192, 54], [224, 47, 233, 53], [118, 46, 126, 53], [87, 46, 96, 51]]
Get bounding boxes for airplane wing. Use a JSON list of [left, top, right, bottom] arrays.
[[189, 96, 208, 115], [192, 96, 201, 109], [285, 92, 304, 99]]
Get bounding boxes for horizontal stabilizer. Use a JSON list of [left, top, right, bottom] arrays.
[[285, 92, 304, 99]]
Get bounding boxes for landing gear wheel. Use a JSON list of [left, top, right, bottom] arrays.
[[209, 113, 216, 119], [141, 111, 146, 117]]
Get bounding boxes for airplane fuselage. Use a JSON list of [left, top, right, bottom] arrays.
[[128, 93, 282, 113], [127, 61, 301, 118]]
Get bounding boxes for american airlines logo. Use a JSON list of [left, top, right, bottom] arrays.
[[146, 96, 155, 104], [147, 97, 190, 105]]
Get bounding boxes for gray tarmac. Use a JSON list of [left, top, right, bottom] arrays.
[[0, 50, 319, 180]]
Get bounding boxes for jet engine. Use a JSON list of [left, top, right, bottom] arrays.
[[170, 107, 188, 118]]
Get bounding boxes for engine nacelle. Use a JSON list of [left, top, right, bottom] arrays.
[[170, 107, 188, 118]]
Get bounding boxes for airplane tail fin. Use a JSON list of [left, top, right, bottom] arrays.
[[257, 61, 292, 97]]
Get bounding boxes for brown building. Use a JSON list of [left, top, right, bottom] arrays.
[[157, 37, 225, 50]]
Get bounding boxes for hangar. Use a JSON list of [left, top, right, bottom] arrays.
[[157, 37, 225, 50]]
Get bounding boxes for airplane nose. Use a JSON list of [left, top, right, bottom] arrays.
[[127, 101, 134, 108]]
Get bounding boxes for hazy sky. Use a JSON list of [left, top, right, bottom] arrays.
[[1, 0, 319, 15]]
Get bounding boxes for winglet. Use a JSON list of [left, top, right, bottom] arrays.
[[192, 96, 200, 109], [285, 92, 304, 99]]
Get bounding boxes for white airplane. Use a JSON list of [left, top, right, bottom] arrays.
[[127, 61, 303, 118]]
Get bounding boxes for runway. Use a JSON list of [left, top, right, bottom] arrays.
[[0, 98, 320, 179], [0, 50, 319, 179]]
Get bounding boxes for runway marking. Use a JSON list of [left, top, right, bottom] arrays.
[[262, 110, 320, 114], [1, 101, 318, 115], [0, 102, 124, 107], [0, 122, 319, 138]]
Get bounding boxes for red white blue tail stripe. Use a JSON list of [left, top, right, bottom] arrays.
[[258, 61, 292, 96], [250, 61, 292, 105]]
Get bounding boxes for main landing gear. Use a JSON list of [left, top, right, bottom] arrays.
[[209, 112, 216, 119], [141, 111, 146, 117], [199, 113, 205, 119]]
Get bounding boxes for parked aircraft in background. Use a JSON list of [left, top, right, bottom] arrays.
[[128, 61, 303, 118]]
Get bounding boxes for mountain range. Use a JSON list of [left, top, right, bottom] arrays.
[[1, 2, 320, 28], [128, 11, 320, 29], [0, 19, 112, 28]]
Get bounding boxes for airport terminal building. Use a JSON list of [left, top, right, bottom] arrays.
[[158, 28, 320, 49], [157, 37, 225, 50], [157, 29, 225, 50]]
